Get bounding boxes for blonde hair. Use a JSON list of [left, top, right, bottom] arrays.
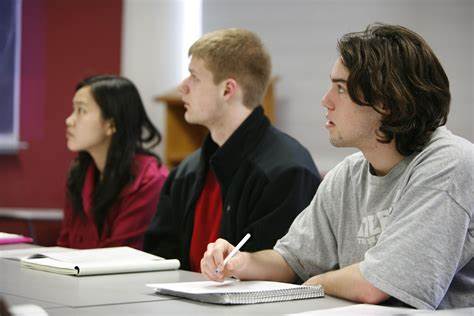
[[189, 28, 271, 109]]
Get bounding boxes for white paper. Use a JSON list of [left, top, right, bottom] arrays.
[[147, 280, 303, 294], [20, 246, 180, 276], [76, 258, 180, 275], [0, 232, 24, 238], [9, 304, 49, 316], [34, 246, 159, 263]]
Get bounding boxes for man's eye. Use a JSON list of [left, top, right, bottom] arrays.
[[337, 85, 345, 94]]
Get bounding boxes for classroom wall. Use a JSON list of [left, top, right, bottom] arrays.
[[202, 0, 474, 172], [0, 0, 122, 208], [121, 0, 187, 159], [1, 0, 473, 211]]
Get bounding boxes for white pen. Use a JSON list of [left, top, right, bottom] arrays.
[[215, 233, 251, 274]]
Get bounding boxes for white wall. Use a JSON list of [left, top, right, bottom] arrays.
[[121, 0, 187, 157], [203, 0, 474, 172], [122, 0, 474, 173]]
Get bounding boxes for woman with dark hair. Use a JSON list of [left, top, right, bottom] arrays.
[[57, 75, 168, 250]]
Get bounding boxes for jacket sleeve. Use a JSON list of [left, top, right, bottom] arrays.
[[240, 167, 321, 252], [97, 164, 168, 250], [143, 168, 181, 259]]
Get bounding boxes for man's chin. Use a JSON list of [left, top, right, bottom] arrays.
[[184, 112, 201, 125], [329, 137, 345, 148], [183, 112, 194, 124]]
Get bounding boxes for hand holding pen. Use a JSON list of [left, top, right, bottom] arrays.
[[216, 233, 251, 273], [200, 234, 251, 282]]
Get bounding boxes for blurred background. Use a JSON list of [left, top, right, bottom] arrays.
[[0, 0, 472, 244]]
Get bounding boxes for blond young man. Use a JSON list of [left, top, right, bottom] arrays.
[[200, 24, 474, 310], [144, 29, 321, 271]]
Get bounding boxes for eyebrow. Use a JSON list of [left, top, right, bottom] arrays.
[[72, 100, 87, 106], [330, 77, 347, 84]]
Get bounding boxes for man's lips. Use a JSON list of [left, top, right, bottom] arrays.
[[325, 121, 335, 128], [325, 116, 335, 128]]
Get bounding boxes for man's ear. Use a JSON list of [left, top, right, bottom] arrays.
[[106, 119, 116, 136], [222, 78, 238, 100], [374, 103, 390, 115]]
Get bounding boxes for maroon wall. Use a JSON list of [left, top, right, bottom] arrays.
[[0, 0, 122, 244], [0, 0, 122, 208]]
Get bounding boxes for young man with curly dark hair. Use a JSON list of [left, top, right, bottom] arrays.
[[200, 23, 474, 310]]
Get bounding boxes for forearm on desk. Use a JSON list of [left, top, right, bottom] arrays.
[[304, 263, 389, 304], [237, 249, 296, 283]]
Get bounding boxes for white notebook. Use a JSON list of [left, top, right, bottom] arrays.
[[147, 279, 324, 305], [20, 246, 180, 276]]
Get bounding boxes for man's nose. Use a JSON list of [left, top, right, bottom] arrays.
[[178, 77, 190, 95], [321, 90, 333, 110]]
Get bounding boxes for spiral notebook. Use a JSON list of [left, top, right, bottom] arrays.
[[147, 280, 324, 305]]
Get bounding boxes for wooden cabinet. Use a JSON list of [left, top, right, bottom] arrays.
[[155, 79, 276, 168]]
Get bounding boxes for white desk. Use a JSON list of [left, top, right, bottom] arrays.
[[1, 247, 472, 315], [45, 297, 353, 316], [0, 208, 63, 221], [0, 258, 203, 308], [1, 293, 62, 309], [0, 252, 354, 315]]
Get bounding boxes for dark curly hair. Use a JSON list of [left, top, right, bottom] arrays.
[[337, 23, 451, 156]]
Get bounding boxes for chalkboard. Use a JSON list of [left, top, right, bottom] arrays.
[[0, 0, 21, 152]]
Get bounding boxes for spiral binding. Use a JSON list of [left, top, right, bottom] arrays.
[[217, 285, 324, 304]]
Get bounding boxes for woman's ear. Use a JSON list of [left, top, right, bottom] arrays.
[[106, 119, 116, 136]]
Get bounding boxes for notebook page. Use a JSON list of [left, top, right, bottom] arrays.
[[39, 246, 160, 263], [147, 280, 302, 294], [77, 259, 180, 275]]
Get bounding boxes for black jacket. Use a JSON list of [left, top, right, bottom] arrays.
[[144, 107, 321, 270]]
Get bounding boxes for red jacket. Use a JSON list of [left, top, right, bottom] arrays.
[[57, 154, 168, 250]]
